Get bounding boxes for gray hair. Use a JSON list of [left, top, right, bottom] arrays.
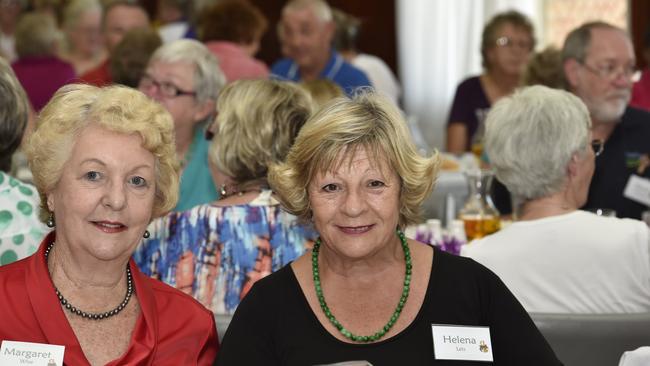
[[561, 21, 623, 65], [0, 58, 30, 172], [484, 85, 591, 200], [15, 12, 61, 58], [283, 0, 332, 23], [148, 39, 226, 104]]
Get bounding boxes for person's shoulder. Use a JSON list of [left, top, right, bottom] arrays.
[[338, 60, 371, 85], [0, 172, 38, 197], [52, 57, 75, 75], [434, 246, 495, 278], [588, 212, 650, 242], [270, 58, 293, 77], [623, 106, 650, 128], [252, 264, 295, 293], [78, 60, 111, 86], [234, 264, 297, 313], [145, 275, 214, 320], [0, 253, 36, 300], [575, 210, 647, 231], [353, 53, 385, 67], [460, 235, 493, 258], [0, 254, 30, 277], [143, 203, 219, 243], [456, 75, 482, 90], [433, 248, 518, 302]]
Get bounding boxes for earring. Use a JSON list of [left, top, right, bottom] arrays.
[[220, 184, 227, 197], [47, 212, 55, 228], [143, 230, 150, 239]]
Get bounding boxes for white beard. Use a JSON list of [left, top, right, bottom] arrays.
[[583, 90, 630, 124]]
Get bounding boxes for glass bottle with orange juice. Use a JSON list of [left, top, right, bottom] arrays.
[[459, 169, 501, 241]]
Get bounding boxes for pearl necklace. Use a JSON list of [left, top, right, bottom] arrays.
[[44, 242, 134, 320], [311, 228, 411, 343]]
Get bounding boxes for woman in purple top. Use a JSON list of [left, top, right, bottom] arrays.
[[11, 13, 75, 111], [446, 11, 535, 154]]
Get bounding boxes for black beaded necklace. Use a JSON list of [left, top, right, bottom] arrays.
[[44, 242, 134, 320]]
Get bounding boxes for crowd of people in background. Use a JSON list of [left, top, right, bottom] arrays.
[[0, 0, 649, 364]]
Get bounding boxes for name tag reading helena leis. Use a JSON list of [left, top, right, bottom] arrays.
[[431, 324, 493, 362], [0, 340, 65, 366]]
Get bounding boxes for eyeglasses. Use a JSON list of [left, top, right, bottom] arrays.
[[579, 61, 638, 82], [495, 36, 533, 51], [204, 126, 215, 141], [204, 113, 219, 141], [139, 75, 196, 98], [591, 139, 604, 157]]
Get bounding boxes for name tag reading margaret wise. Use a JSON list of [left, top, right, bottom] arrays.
[[0, 340, 65, 366], [431, 324, 493, 362]]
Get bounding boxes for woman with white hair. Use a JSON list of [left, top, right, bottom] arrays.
[[139, 39, 226, 210], [462, 85, 650, 314]]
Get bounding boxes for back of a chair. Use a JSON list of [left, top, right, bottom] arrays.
[[215, 313, 233, 342], [530, 312, 650, 366]]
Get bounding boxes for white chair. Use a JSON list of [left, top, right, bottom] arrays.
[[619, 347, 650, 366]]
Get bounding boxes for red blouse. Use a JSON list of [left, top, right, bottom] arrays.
[[0, 232, 219, 365]]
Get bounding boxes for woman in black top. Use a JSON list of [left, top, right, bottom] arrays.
[[215, 91, 561, 366]]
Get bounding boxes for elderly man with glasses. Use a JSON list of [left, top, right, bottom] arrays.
[[139, 39, 226, 211], [562, 21, 650, 220]]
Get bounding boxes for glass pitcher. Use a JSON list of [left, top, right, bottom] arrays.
[[459, 169, 500, 241]]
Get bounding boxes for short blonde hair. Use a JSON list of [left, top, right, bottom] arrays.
[[299, 79, 344, 108], [268, 91, 439, 227], [25, 84, 179, 223], [522, 46, 564, 89], [209, 79, 313, 190]]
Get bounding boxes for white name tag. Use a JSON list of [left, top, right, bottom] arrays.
[[431, 324, 493, 362], [0, 340, 65, 366], [623, 175, 650, 207]]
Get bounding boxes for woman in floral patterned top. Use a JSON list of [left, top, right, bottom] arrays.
[[0, 58, 50, 265], [133, 79, 316, 314]]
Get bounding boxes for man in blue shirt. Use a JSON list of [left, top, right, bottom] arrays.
[[271, 0, 371, 96]]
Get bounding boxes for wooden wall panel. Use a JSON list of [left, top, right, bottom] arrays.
[[630, 0, 650, 68]]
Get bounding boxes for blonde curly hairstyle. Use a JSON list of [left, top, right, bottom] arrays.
[[25, 84, 179, 223], [209, 79, 313, 191], [268, 91, 439, 227]]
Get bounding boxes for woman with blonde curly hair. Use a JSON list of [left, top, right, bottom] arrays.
[[134, 79, 316, 317], [0, 84, 218, 365], [216, 92, 560, 365]]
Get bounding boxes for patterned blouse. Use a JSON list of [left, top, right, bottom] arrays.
[[133, 193, 317, 314], [0, 171, 50, 265]]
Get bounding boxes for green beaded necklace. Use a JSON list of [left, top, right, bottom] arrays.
[[311, 228, 412, 343]]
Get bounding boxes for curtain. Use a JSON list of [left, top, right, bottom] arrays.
[[397, 0, 542, 151]]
